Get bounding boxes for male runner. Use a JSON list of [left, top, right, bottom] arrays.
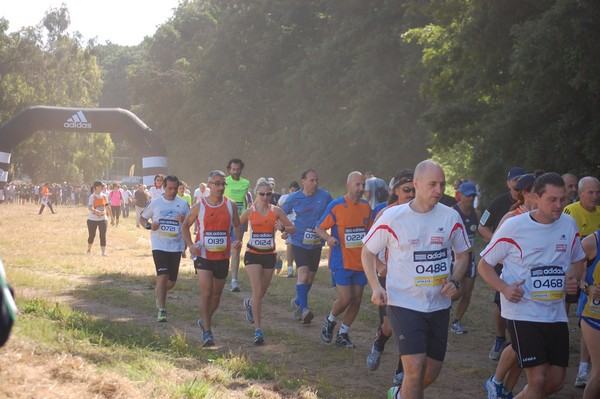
[[281, 169, 333, 324], [182, 170, 241, 347], [139, 175, 190, 322], [316, 171, 371, 348], [564, 176, 600, 387], [362, 160, 470, 398], [479, 172, 585, 399], [562, 173, 579, 204], [450, 181, 481, 334], [224, 158, 250, 292], [478, 166, 525, 360]]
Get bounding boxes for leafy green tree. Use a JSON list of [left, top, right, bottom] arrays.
[[1, 6, 110, 184]]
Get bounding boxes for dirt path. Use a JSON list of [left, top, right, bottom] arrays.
[[0, 204, 588, 398]]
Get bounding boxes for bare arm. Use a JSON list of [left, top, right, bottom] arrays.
[[478, 224, 494, 242], [478, 257, 525, 303], [274, 207, 296, 235], [182, 203, 199, 252], [315, 226, 338, 247], [230, 199, 242, 249], [361, 246, 387, 306]]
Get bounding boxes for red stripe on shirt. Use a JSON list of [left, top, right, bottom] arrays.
[[481, 237, 523, 259]]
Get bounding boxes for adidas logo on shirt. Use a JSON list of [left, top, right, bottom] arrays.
[[64, 111, 92, 129]]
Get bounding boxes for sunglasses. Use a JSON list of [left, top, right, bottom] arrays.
[[257, 192, 273, 197], [209, 181, 227, 187], [400, 187, 416, 193]]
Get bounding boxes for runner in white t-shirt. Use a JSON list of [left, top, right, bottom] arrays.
[[478, 172, 585, 399], [362, 160, 470, 398], [140, 175, 190, 323]]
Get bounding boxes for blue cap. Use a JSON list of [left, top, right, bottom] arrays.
[[458, 181, 478, 196], [515, 174, 536, 192], [507, 167, 526, 181]]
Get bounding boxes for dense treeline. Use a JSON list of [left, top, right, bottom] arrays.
[[104, 0, 430, 189], [0, 8, 113, 184], [3, 1, 599, 197]]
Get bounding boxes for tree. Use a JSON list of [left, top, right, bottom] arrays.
[[1, 5, 110, 184]]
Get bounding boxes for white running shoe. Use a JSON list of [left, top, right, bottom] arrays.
[[451, 320, 467, 334], [230, 279, 240, 292], [575, 369, 589, 387]]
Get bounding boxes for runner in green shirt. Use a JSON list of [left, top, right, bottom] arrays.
[[224, 158, 251, 292]]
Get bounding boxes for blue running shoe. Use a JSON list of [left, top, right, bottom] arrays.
[[253, 328, 264, 345], [202, 331, 214, 347], [484, 376, 503, 399]]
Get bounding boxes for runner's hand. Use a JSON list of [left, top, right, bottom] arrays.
[[326, 236, 338, 247], [566, 276, 578, 295], [371, 286, 387, 306], [440, 279, 457, 297], [501, 279, 525, 303], [232, 240, 242, 250]]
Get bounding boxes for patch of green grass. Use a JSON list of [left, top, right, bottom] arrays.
[[14, 297, 290, 396]]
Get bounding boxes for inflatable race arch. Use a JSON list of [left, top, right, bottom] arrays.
[[0, 106, 168, 188]]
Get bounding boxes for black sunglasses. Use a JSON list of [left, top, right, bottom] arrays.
[[257, 192, 273, 197], [401, 187, 416, 193]]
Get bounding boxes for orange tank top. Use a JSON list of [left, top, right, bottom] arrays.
[[246, 205, 277, 254], [195, 196, 234, 260]]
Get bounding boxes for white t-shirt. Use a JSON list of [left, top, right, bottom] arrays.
[[148, 186, 165, 200], [193, 187, 211, 203], [481, 212, 585, 323], [140, 195, 190, 252], [363, 202, 470, 312], [88, 193, 110, 221]]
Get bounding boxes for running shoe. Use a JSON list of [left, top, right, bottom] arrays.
[[488, 337, 506, 360], [302, 308, 314, 324], [387, 385, 401, 398], [575, 369, 589, 387], [230, 279, 240, 292], [243, 298, 254, 324], [335, 332, 355, 348], [197, 319, 205, 333], [287, 267, 294, 278], [157, 309, 167, 322], [502, 388, 514, 399], [274, 260, 283, 274], [320, 318, 337, 343], [202, 331, 214, 347], [451, 320, 467, 334], [392, 371, 404, 387], [367, 344, 383, 371], [291, 298, 302, 321], [484, 376, 503, 399], [253, 328, 265, 345]]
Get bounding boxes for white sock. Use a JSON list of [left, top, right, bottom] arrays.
[[339, 323, 350, 334], [579, 362, 590, 374], [327, 312, 336, 323]]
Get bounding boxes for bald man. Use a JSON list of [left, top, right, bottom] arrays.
[[362, 160, 470, 398], [316, 171, 372, 348]]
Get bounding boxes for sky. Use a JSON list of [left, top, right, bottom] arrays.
[[2, 0, 182, 46]]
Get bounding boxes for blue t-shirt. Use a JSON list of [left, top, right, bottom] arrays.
[[281, 188, 333, 249]]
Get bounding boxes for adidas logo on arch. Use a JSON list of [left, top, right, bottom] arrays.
[[64, 111, 92, 129]]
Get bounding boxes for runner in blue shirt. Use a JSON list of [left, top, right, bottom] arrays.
[[281, 169, 333, 324]]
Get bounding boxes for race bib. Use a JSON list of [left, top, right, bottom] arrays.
[[249, 232, 275, 251], [344, 226, 366, 249], [530, 266, 565, 301], [204, 230, 228, 252], [302, 228, 321, 246], [236, 201, 244, 214], [584, 296, 600, 317], [158, 219, 179, 238], [412, 249, 449, 287]]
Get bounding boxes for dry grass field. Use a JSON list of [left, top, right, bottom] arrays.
[[0, 202, 587, 398]]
